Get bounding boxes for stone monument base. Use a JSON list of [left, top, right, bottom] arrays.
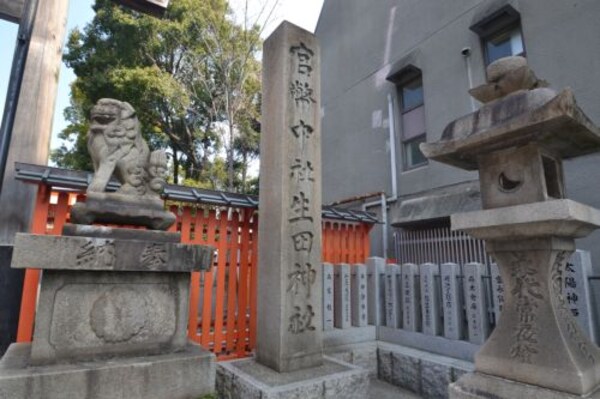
[[217, 356, 369, 399], [450, 372, 600, 399], [0, 342, 215, 399], [70, 192, 176, 230]]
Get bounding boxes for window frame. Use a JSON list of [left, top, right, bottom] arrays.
[[481, 23, 526, 66], [398, 75, 428, 170]]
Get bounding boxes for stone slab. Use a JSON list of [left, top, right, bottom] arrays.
[[323, 325, 376, 348], [62, 223, 181, 243], [378, 326, 478, 362], [449, 372, 600, 399], [567, 250, 596, 343], [351, 264, 368, 327], [451, 199, 600, 240], [29, 270, 190, 365], [11, 233, 213, 272], [334, 264, 352, 329], [489, 263, 504, 324], [441, 262, 464, 340], [377, 341, 474, 398], [401, 263, 421, 332], [323, 263, 335, 331], [420, 263, 441, 336], [0, 342, 215, 399], [70, 192, 176, 230], [367, 257, 386, 326], [384, 264, 401, 328], [463, 263, 489, 345], [216, 356, 369, 399]]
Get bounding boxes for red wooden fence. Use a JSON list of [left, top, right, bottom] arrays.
[[16, 185, 374, 360]]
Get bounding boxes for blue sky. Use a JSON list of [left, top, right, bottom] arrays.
[[0, 0, 323, 164]]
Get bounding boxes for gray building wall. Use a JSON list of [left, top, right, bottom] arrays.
[[316, 0, 600, 264]]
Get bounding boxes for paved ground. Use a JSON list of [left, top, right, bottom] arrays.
[[368, 379, 422, 398]]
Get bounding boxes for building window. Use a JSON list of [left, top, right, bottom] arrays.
[[483, 25, 524, 65], [470, 5, 525, 65], [399, 76, 427, 169]]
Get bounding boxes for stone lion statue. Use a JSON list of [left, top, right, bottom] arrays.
[[86, 98, 167, 197]]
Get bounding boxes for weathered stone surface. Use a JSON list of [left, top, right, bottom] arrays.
[[421, 88, 600, 170], [216, 356, 369, 399], [421, 358, 451, 399], [450, 372, 600, 399], [256, 21, 322, 373], [62, 223, 181, 242], [486, 55, 528, 82], [0, 342, 215, 399], [452, 199, 600, 241], [391, 352, 421, 394], [69, 98, 175, 230], [71, 192, 176, 230], [469, 56, 546, 104], [29, 270, 190, 365], [378, 349, 393, 382], [422, 55, 600, 399], [473, 240, 600, 395], [377, 342, 474, 396], [86, 99, 167, 199], [11, 233, 213, 272]]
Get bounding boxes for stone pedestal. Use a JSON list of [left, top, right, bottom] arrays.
[[0, 342, 215, 399], [0, 225, 216, 398], [217, 356, 369, 399], [450, 372, 600, 399], [451, 200, 600, 396]]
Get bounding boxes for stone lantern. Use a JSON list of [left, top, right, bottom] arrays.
[[421, 56, 600, 398]]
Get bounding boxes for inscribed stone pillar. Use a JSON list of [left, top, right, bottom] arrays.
[[420, 263, 441, 335], [463, 262, 489, 344], [257, 22, 322, 373], [567, 250, 596, 343], [401, 263, 421, 332], [323, 263, 334, 331], [441, 262, 464, 340], [351, 264, 368, 327], [334, 264, 351, 329], [367, 257, 385, 326], [384, 264, 401, 328], [489, 263, 505, 324]]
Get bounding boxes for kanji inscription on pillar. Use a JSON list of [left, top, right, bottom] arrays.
[[257, 22, 322, 373]]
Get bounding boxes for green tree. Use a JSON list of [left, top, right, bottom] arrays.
[[52, 0, 267, 192]]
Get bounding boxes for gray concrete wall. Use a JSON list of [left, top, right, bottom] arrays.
[[316, 0, 600, 263]]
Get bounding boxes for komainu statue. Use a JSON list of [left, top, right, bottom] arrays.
[[71, 99, 176, 230]]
